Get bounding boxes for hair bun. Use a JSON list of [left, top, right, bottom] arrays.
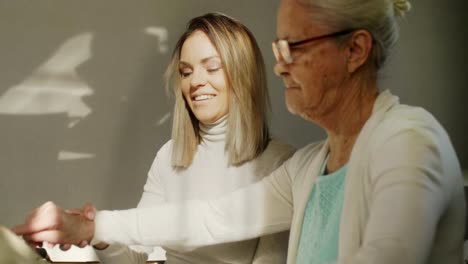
[[394, 0, 411, 17]]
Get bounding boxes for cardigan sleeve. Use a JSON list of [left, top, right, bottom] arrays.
[[95, 148, 167, 263], [338, 123, 458, 264], [252, 141, 295, 264], [252, 231, 289, 264], [92, 159, 295, 251], [252, 140, 295, 264]]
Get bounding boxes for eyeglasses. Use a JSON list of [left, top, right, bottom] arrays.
[[272, 29, 355, 64]]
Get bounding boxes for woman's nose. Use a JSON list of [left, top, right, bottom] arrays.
[[190, 68, 207, 87], [274, 59, 289, 77]]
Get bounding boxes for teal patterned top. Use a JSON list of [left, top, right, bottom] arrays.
[[296, 161, 347, 264]]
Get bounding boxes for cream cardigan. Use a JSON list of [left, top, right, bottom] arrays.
[[94, 90, 465, 264]]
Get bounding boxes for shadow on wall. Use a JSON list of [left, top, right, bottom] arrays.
[[0, 1, 178, 227]]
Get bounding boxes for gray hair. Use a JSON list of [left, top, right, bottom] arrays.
[[298, 0, 411, 70]]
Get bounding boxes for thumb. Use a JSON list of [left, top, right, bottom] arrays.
[[82, 203, 97, 220], [65, 208, 84, 215]]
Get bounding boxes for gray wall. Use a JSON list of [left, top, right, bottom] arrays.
[[0, 1, 467, 229]]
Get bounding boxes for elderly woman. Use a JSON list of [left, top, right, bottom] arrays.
[[15, 13, 294, 264], [15, 1, 465, 264]]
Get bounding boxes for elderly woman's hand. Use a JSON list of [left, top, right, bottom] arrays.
[[61, 203, 110, 251], [69, 203, 109, 250], [12, 201, 94, 247], [54, 203, 98, 251]]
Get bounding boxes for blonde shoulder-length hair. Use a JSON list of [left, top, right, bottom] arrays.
[[165, 13, 271, 168]]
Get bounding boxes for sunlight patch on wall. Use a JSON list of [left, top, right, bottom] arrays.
[[144, 26, 169, 53], [58, 151, 96, 161], [157, 112, 171, 126], [0, 33, 95, 129]]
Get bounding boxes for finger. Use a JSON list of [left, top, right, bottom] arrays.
[[26, 201, 50, 219], [44, 241, 55, 248], [14, 203, 63, 235], [24, 230, 64, 244], [60, 244, 72, 251], [82, 203, 97, 220], [65, 208, 84, 215], [12, 224, 31, 236], [12, 223, 47, 236], [36, 201, 60, 217], [78, 240, 88, 248], [14, 215, 58, 235]]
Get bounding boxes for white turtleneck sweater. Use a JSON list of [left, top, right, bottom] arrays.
[[95, 116, 295, 263]]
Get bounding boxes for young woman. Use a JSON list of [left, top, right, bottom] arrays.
[[16, 13, 295, 264]]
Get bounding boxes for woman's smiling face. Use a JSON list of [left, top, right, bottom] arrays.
[[179, 30, 229, 124]]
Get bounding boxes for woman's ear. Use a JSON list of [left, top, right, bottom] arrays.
[[345, 29, 373, 73]]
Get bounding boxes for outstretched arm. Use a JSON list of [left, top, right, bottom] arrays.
[[14, 163, 294, 251], [92, 170, 294, 251]]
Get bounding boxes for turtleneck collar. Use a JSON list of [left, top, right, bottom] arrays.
[[199, 115, 227, 143]]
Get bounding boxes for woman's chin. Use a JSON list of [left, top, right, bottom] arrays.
[[195, 114, 220, 125], [285, 97, 302, 116]]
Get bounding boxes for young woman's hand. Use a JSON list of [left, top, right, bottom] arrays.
[[12, 201, 95, 247]]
